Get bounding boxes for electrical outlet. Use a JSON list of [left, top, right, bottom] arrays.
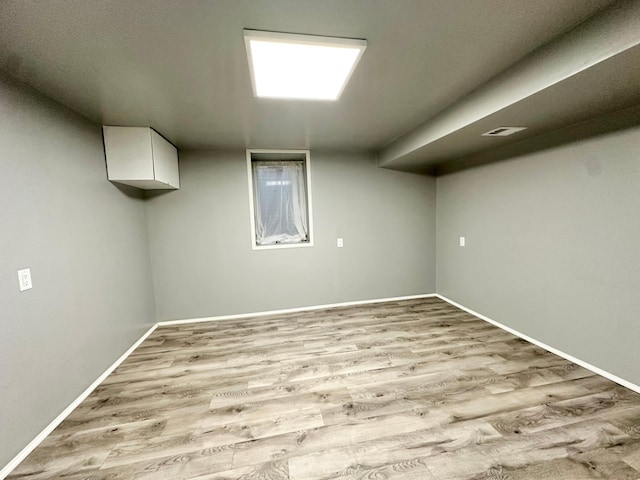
[[459, 236, 466, 247], [337, 238, 344, 248], [18, 268, 32, 291]]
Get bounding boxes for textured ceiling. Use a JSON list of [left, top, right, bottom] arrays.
[[0, 0, 616, 154]]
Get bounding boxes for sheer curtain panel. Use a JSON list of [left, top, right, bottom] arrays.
[[252, 160, 309, 245]]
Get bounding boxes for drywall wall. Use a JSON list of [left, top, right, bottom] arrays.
[[436, 126, 640, 385], [146, 150, 436, 321], [0, 75, 156, 467]]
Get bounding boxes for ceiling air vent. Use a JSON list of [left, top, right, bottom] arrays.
[[482, 126, 527, 137]]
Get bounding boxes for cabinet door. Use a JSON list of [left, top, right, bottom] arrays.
[[104, 127, 154, 181], [151, 130, 180, 188]]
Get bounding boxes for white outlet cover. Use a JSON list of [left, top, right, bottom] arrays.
[[337, 238, 344, 248], [459, 237, 466, 247], [18, 268, 32, 291]]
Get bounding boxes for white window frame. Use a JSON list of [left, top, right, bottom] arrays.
[[246, 149, 314, 250]]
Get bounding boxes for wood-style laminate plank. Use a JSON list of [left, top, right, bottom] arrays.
[[7, 298, 640, 480]]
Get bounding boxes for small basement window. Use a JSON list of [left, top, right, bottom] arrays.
[[247, 149, 313, 249]]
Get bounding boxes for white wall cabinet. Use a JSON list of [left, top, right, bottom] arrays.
[[103, 126, 180, 190]]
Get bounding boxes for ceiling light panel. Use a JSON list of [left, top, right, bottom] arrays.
[[244, 30, 367, 101]]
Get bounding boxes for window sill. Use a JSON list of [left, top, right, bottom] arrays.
[[251, 241, 314, 251]]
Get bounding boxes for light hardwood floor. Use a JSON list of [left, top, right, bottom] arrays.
[[8, 298, 640, 479]]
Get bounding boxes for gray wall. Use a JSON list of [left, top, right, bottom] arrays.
[[436, 126, 640, 385], [0, 76, 156, 467], [146, 150, 436, 321]]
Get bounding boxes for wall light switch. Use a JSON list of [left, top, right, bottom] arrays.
[[459, 236, 466, 247], [18, 268, 32, 291], [337, 238, 344, 248]]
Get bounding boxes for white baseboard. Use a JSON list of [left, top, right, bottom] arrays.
[[0, 323, 158, 480], [435, 294, 640, 395], [157, 293, 438, 326]]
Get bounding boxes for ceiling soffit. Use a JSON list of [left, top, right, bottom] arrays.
[[378, 0, 640, 172]]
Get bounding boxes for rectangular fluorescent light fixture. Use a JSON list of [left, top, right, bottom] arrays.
[[244, 29, 366, 101]]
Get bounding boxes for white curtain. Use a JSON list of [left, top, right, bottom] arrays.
[[252, 160, 309, 245]]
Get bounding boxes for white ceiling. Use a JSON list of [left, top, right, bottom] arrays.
[[2, 0, 636, 172]]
